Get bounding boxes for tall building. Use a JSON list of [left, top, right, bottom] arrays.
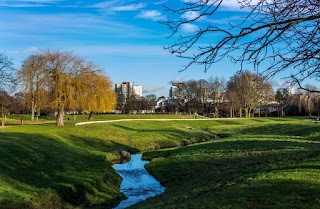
[[133, 85, 142, 97], [169, 82, 184, 98], [278, 86, 296, 95], [115, 82, 143, 101]]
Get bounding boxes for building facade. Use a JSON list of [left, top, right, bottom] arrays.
[[115, 82, 143, 102], [169, 82, 184, 99]]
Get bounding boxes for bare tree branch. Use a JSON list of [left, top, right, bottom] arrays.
[[162, 0, 320, 89]]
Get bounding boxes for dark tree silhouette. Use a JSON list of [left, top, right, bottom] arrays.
[[163, 0, 319, 92]]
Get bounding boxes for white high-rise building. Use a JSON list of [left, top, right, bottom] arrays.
[[278, 86, 296, 95], [169, 82, 184, 98], [133, 85, 142, 97], [115, 82, 143, 98]]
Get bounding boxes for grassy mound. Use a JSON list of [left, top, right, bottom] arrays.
[[2, 116, 319, 208], [132, 119, 320, 209], [0, 114, 212, 208]]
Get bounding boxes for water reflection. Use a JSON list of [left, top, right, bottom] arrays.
[[113, 154, 166, 209]]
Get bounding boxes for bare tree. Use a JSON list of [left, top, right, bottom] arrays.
[[208, 76, 225, 117], [17, 55, 48, 121], [163, 0, 319, 91], [227, 71, 273, 118], [176, 80, 204, 114], [302, 84, 318, 117], [0, 53, 15, 132], [275, 89, 290, 117], [0, 90, 13, 132], [224, 90, 241, 118], [0, 53, 15, 91]]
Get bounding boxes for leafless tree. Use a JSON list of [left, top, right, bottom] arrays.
[[275, 88, 290, 117], [224, 90, 241, 118], [208, 76, 226, 117], [17, 55, 48, 121], [302, 84, 319, 116], [0, 53, 15, 91], [0, 53, 15, 132], [227, 71, 273, 118], [163, 0, 319, 91], [176, 80, 204, 114]]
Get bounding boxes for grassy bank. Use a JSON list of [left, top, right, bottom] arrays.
[[1, 116, 319, 208], [131, 118, 320, 209], [0, 114, 213, 208]]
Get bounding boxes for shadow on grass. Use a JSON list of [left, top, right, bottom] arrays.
[[0, 132, 138, 208], [238, 123, 320, 140], [111, 124, 211, 148], [137, 139, 320, 208]]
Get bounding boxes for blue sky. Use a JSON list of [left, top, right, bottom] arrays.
[[0, 0, 289, 96]]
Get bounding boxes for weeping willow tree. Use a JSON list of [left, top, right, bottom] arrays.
[[76, 71, 116, 120], [19, 50, 116, 126]]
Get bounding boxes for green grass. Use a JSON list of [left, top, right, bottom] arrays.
[[0, 114, 213, 208], [131, 119, 320, 209], [1, 115, 319, 208], [4, 113, 192, 126]]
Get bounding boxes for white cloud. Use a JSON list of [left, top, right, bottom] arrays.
[[137, 10, 166, 21], [274, 80, 289, 88], [18, 0, 61, 2], [0, 12, 154, 41], [143, 86, 165, 94], [91, 0, 119, 9], [71, 45, 168, 57], [181, 23, 198, 33], [111, 3, 146, 11], [181, 0, 260, 10], [181, 11, 201, 20], [91, 1, 146, 12], [0, 0, 61, 7], [154, 0, 168, 5], [170, 78, 184, 83]]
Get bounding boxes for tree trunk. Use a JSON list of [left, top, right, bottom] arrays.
[[244, 108, 248, 118], [1, 106, 4, 133], [230, 109, 233, 118], [56, 105, 65, 126], [88, 111, 94, 120], [214, 106, 219, 118], [1, 118, 4, 133], [36, 108, 40, 122], [31, 100, 35, 121], [239, 108, 242, 118]]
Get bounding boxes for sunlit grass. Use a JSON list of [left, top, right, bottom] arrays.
[[0, 116, 319, 208], [131, 120, 320, 209]]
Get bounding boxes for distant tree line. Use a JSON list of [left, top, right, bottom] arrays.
[[0, 50, 116, 126], [114, 71, 320, 118]]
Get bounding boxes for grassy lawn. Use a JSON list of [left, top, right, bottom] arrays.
[[0, 115, 319, 208], [0, 114, 210, 208], [131, 118, 320, 209]]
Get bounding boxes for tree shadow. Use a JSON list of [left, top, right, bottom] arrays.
[[236, 123, 320, 141], [0, 132, 139, 208], [137, 139, 320, 208], [111, 124, 211, 148]]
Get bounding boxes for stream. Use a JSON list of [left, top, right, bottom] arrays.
[[113, 154, 166, 209]]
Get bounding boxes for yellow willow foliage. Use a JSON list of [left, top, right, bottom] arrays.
[[19, 50, 116, 126], [76, 72, 116, 113]]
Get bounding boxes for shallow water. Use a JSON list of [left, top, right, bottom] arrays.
[[113, 154, 166, 209]]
